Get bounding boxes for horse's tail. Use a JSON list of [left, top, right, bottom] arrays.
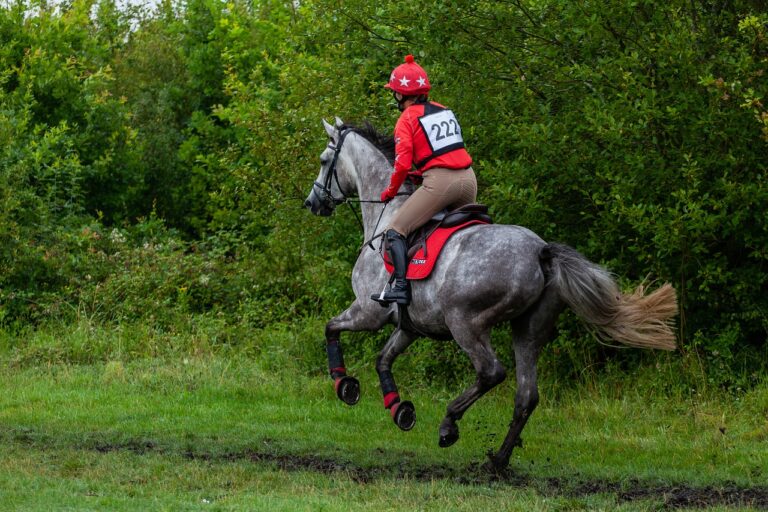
[[542, 243, 677, 350]]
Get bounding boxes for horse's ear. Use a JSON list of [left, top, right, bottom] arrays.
[[323, 119, 335, 139], [334, 116, 344, 128]]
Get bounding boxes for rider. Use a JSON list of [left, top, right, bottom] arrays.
[[374, 54, 477, 306]]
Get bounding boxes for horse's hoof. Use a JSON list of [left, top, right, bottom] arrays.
[[481, 459, 508, 475], [438, 426, 459, 447], [438, 418, 459, 448], [391, 400, 416, 431], [483, 452, 510, 474], [334, 376, 360, 405], [438, 431, 459, 448]]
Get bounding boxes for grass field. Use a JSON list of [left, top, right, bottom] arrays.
[[1, 352, 767, 511]]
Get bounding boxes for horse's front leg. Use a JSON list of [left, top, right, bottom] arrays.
[[376, 327, 419, 430], [325, 299, 389, 405]]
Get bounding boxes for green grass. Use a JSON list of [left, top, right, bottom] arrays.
[[0, 355, 767, 511]]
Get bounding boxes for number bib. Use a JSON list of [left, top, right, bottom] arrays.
[[418, 108, 465, 153]]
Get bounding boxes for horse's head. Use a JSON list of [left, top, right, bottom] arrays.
[[304, 117, 356, 216]]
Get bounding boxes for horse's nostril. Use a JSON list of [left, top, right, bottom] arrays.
[[304, 199, 312, 209]]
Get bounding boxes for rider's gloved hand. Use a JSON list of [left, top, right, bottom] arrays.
[[380, 189, 396, 203]]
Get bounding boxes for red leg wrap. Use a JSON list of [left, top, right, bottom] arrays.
[[383, 391, 400, 410]]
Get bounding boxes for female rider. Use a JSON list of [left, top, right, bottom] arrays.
[[374, 55, 477, 306]]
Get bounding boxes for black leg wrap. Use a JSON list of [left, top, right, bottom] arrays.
[[379, 369, 398, 395], [326, 339, 346, 379]]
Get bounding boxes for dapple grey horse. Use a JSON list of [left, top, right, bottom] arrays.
[[304, 118, 677, 471]]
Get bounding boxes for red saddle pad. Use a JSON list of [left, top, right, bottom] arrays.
[[383, 220, 489, 280]]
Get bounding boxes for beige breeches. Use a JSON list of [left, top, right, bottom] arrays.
[[388, 167, 477, 237]]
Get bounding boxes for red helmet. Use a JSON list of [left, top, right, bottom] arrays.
[[385, 54, 431, 96]]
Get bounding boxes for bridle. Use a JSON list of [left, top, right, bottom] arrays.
[[312, 128, 352, 210], [311, 127, 409, 249]]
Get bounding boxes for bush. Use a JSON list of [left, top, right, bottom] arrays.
[[2, 0, 767, 391]]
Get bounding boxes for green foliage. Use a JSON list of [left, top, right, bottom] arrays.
[[318, 0, 768, 385], [1, 0, 767, 390]]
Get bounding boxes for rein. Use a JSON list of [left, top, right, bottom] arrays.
[[313, 127, 409, 249]]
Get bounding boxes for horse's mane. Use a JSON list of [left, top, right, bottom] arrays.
[[341, 121, 396, 165]]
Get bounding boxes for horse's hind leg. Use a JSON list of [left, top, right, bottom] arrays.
[[376, 328, 419, 430], [487, 289, 563, 471], [325, 300, 388, 405], [439, 326, 507, 448]]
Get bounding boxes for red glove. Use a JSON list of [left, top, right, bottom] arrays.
[[380, 189, 396, 202]]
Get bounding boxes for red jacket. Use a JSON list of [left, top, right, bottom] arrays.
[[383, 101, 472, 199]]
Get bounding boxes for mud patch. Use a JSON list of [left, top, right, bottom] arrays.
[[617, 484, 768, 509], [93, 439, 159, 455], [8, 430, 767, 510], [181, 448, 768, 509]]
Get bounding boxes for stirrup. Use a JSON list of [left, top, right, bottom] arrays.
[[370, 283, 410, 306]]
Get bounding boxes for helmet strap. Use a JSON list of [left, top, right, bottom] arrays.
[[393, 92, 428, 112], [393, 91, 407, 111]]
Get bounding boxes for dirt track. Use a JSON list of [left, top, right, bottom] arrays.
[[91, 441, 768, 510], [1, 432, 749, 509], [11, 426, 764, 509]]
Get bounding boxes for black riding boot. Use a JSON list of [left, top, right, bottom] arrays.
[[372, 229, 411, 305]]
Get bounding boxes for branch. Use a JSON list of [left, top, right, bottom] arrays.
[[337, 9, 410, 45]]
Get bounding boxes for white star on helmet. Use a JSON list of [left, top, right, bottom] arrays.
[[417, 76, 426, 87], [399, 76, 411, 88]]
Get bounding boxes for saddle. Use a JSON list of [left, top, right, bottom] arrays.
[[381, 203, 493, 281], [405, 203, 492, 260]]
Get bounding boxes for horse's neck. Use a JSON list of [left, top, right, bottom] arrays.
[[346, 137, 404, 241], [360, 196, 406, 242]]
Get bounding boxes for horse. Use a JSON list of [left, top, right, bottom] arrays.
[[304, 117, 677, 471]]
